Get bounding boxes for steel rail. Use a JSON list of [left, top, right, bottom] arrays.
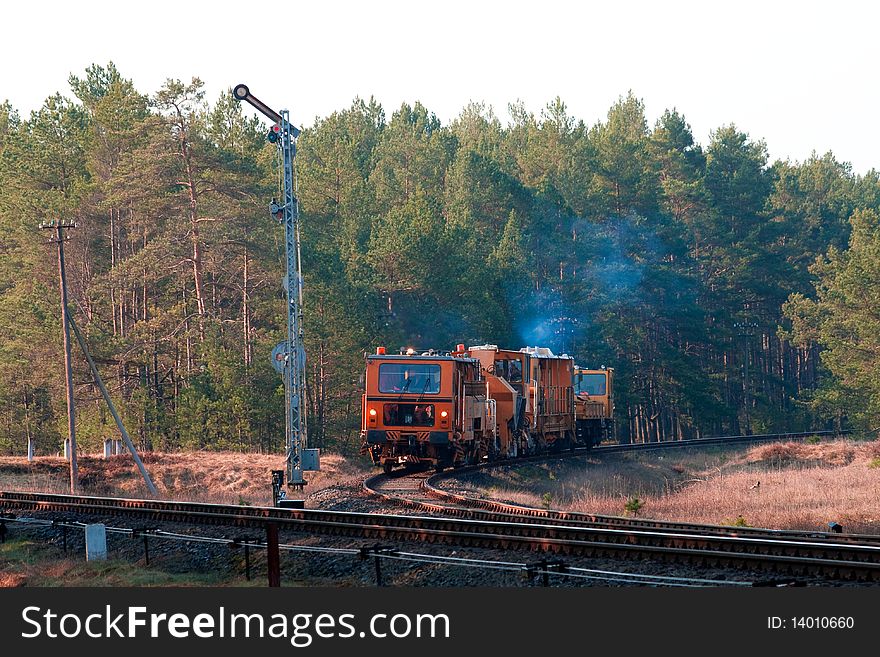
[[2, 490, 878, 581], [420, 475, 880, 544]]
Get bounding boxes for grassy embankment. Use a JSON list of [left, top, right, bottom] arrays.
[[471, 439, 880, 533], [0, 451, 371, 505]]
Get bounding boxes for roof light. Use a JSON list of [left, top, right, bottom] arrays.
[[376, 346, 386, 355]]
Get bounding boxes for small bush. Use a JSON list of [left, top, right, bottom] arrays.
[[749, 442, 803, 465], [541, 492, 553, 509], [728, 514, 750, 527], [806, 436, 821, 445], [624, 497, 643, 515], [868, 458, 880, 470]]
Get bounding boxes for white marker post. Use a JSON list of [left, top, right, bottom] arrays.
[[85, 524, 107, 561]]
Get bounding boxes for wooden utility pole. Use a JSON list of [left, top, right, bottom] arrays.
[[40, 219, 78, 493]]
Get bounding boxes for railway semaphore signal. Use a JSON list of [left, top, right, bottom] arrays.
[[232, 83, 319, 501]]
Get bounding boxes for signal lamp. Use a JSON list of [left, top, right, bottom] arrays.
[[369, 409, 377, 417], [267, 124, 281, 143], [376, 346, 386, 355], [440, 411, 448, 418]]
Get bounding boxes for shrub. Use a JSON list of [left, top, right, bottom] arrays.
[[624, 497, 643, 515], [541, 492, 553, 509], [869, 458, 880, 470]]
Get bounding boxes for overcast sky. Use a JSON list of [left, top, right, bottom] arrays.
[[3, 0, 878, 173]]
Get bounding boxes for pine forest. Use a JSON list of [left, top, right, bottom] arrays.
[[2, 62, 879, 457]]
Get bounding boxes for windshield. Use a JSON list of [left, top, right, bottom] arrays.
[[575, 373, 606, 396], [378, 363, 441, 394]]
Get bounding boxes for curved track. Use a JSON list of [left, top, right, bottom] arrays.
[[363, 432, 880, 580]]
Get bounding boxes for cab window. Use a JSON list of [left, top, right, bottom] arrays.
[[494, 359, 523, 382], [575, 373, 607, 396], [378, 363, 441, 394]]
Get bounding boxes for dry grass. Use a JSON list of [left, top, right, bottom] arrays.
[[0, 538, 252, 587], [0, 573, 27, 587], [0, 451, 371, 506], [478, 440, 880, 534]]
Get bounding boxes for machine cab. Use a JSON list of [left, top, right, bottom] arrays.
[[573, 367, 614, 420]]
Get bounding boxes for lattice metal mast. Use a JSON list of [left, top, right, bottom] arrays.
[[233, 84, 317, 490]]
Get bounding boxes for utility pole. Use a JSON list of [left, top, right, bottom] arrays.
[[232, 84, 319, 501], [40, 219, 78, 493]]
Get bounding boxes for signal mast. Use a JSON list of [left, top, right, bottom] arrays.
[[232, 84, 318, 503]]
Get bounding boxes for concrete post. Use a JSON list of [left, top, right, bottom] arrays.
[[27, 437, 34, 462], [114, 440, 123, 455], [103, 439, 112, 459], [63, 438, 70, 459], [85, 524, 107, 561]]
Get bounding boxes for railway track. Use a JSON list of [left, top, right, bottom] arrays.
[[2, 486, 879, 582], [362, 431, 880, 580]]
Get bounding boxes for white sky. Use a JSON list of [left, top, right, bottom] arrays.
[[3, 0, 878, 173]]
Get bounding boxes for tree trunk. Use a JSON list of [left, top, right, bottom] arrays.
[[178, 128, 206, 340], [243, 244, 252, 366]]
